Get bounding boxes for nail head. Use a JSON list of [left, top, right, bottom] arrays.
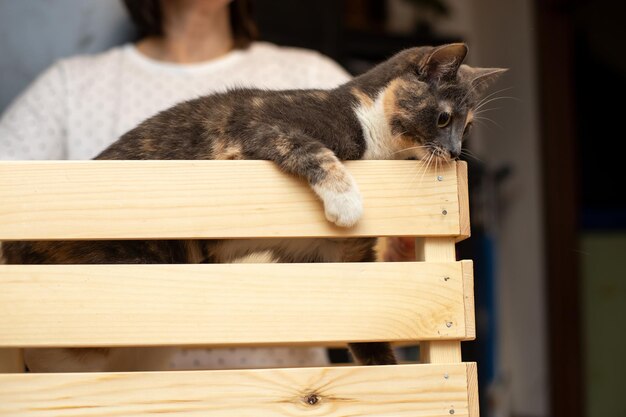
[[437, 175, 444, 181]]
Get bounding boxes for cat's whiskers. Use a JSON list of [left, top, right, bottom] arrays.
[[419, 148, 449, 186], [407, 151, 433, 190], [459, 79, 488, 105], [444, 151, 452, 168], [461, 84, 513, 108], [470, 86, 513, 107], [461, 148, 483, 162], [436, 148, 448, 177], [388, 131, 430, 160], [460, 84, 479, 106], [474, 107, 501, 116], [474, 115, 503, 130], [418, 152, 435, 187], [390, 145, 429, 157], [474, 95, 518, 113]]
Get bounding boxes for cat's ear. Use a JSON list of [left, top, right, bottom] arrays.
[[420, 43, 468, 81], [459, 65, 508, 95]]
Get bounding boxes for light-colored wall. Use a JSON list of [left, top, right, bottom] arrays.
[[445, 0, 548, 416], [0, 0, 132, 112]]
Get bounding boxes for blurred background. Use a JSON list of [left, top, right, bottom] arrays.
[[1, 1, 624, 416]]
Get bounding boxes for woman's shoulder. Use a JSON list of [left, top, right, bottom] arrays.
[[54, 44, 128, 76], [243, 42, 351, 88], [19, 45, 126, 94]]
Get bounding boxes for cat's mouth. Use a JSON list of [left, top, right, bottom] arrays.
[[399, 142, 456, 162], [430, 147, 456, 162], [418, 144, 456, 163]]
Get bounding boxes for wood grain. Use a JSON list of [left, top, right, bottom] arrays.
[[0, 160, 461, 240], [422, 237, 457, 261], [0, 159, 479, 415], [466, 362, 480, 417], [0, 363, 471, 417], [456, 161, 471, 241], [0, 262, 473, 347], [461, 260, 476, 340], [416, 238, 463, 364]]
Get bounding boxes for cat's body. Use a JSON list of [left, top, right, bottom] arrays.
[[2, 43, 504, 371]]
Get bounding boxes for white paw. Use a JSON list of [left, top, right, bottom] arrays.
[[314, 183, 363, 228]]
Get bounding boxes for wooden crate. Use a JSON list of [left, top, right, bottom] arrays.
[[0, 160, 478, 417]]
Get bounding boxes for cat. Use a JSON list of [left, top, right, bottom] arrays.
[[2, 43, 505, 372]]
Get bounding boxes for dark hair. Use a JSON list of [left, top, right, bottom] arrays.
[[122, 0, 258, 49]]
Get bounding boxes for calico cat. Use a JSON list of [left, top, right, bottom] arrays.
[[3, 43, 505, 371]]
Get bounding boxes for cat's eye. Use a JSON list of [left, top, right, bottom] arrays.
[[437, 112, 451, 128]]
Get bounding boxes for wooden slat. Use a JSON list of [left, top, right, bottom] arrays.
[[462, 260, 476, 340], [0, 363, 472, 417], [466, 362, 480, 417], [0, 262, 473, 347], [0, 160, 461, 240], [421, 341, 462, 363], [417, 237, 463, 364], [456, 161, 471, 241]]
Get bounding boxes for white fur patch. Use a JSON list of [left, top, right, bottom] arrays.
[[354, 89, 394, 160], [230, 251, 278, 263], [313, 177, 363, 228]]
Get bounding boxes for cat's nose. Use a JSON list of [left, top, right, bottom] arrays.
[[449, 149, 461, 159]]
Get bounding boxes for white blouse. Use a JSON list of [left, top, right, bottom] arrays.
[[0, 41, 351, 160]]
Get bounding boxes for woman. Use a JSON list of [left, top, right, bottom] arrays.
[[1, 0, 351, 371], [0, 0, 350, 160]]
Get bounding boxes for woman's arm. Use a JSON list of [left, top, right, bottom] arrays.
[[0, 63, 68, 160]]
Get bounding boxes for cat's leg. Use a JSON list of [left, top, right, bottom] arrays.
[[254, 138, 363, 227]]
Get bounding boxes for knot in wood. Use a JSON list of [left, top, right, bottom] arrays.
[[304, 393, 320, 406]]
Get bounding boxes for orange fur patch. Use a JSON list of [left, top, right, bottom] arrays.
[[212, 138, 244, 160], [203, 104, 232, 135], [351, 87, 374, 108], [466, 110, 474, 126], [274, 136, 293, 157], [140, 138, 157, 153], [315, 149, 351, 193], [382, 78, 409, 122], [310, 91, 330, 100]]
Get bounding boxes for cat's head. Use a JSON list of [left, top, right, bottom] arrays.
[[363, 43, 506, 161]]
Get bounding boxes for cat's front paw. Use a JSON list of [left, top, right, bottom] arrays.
[[316, 185, 363, 228]]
